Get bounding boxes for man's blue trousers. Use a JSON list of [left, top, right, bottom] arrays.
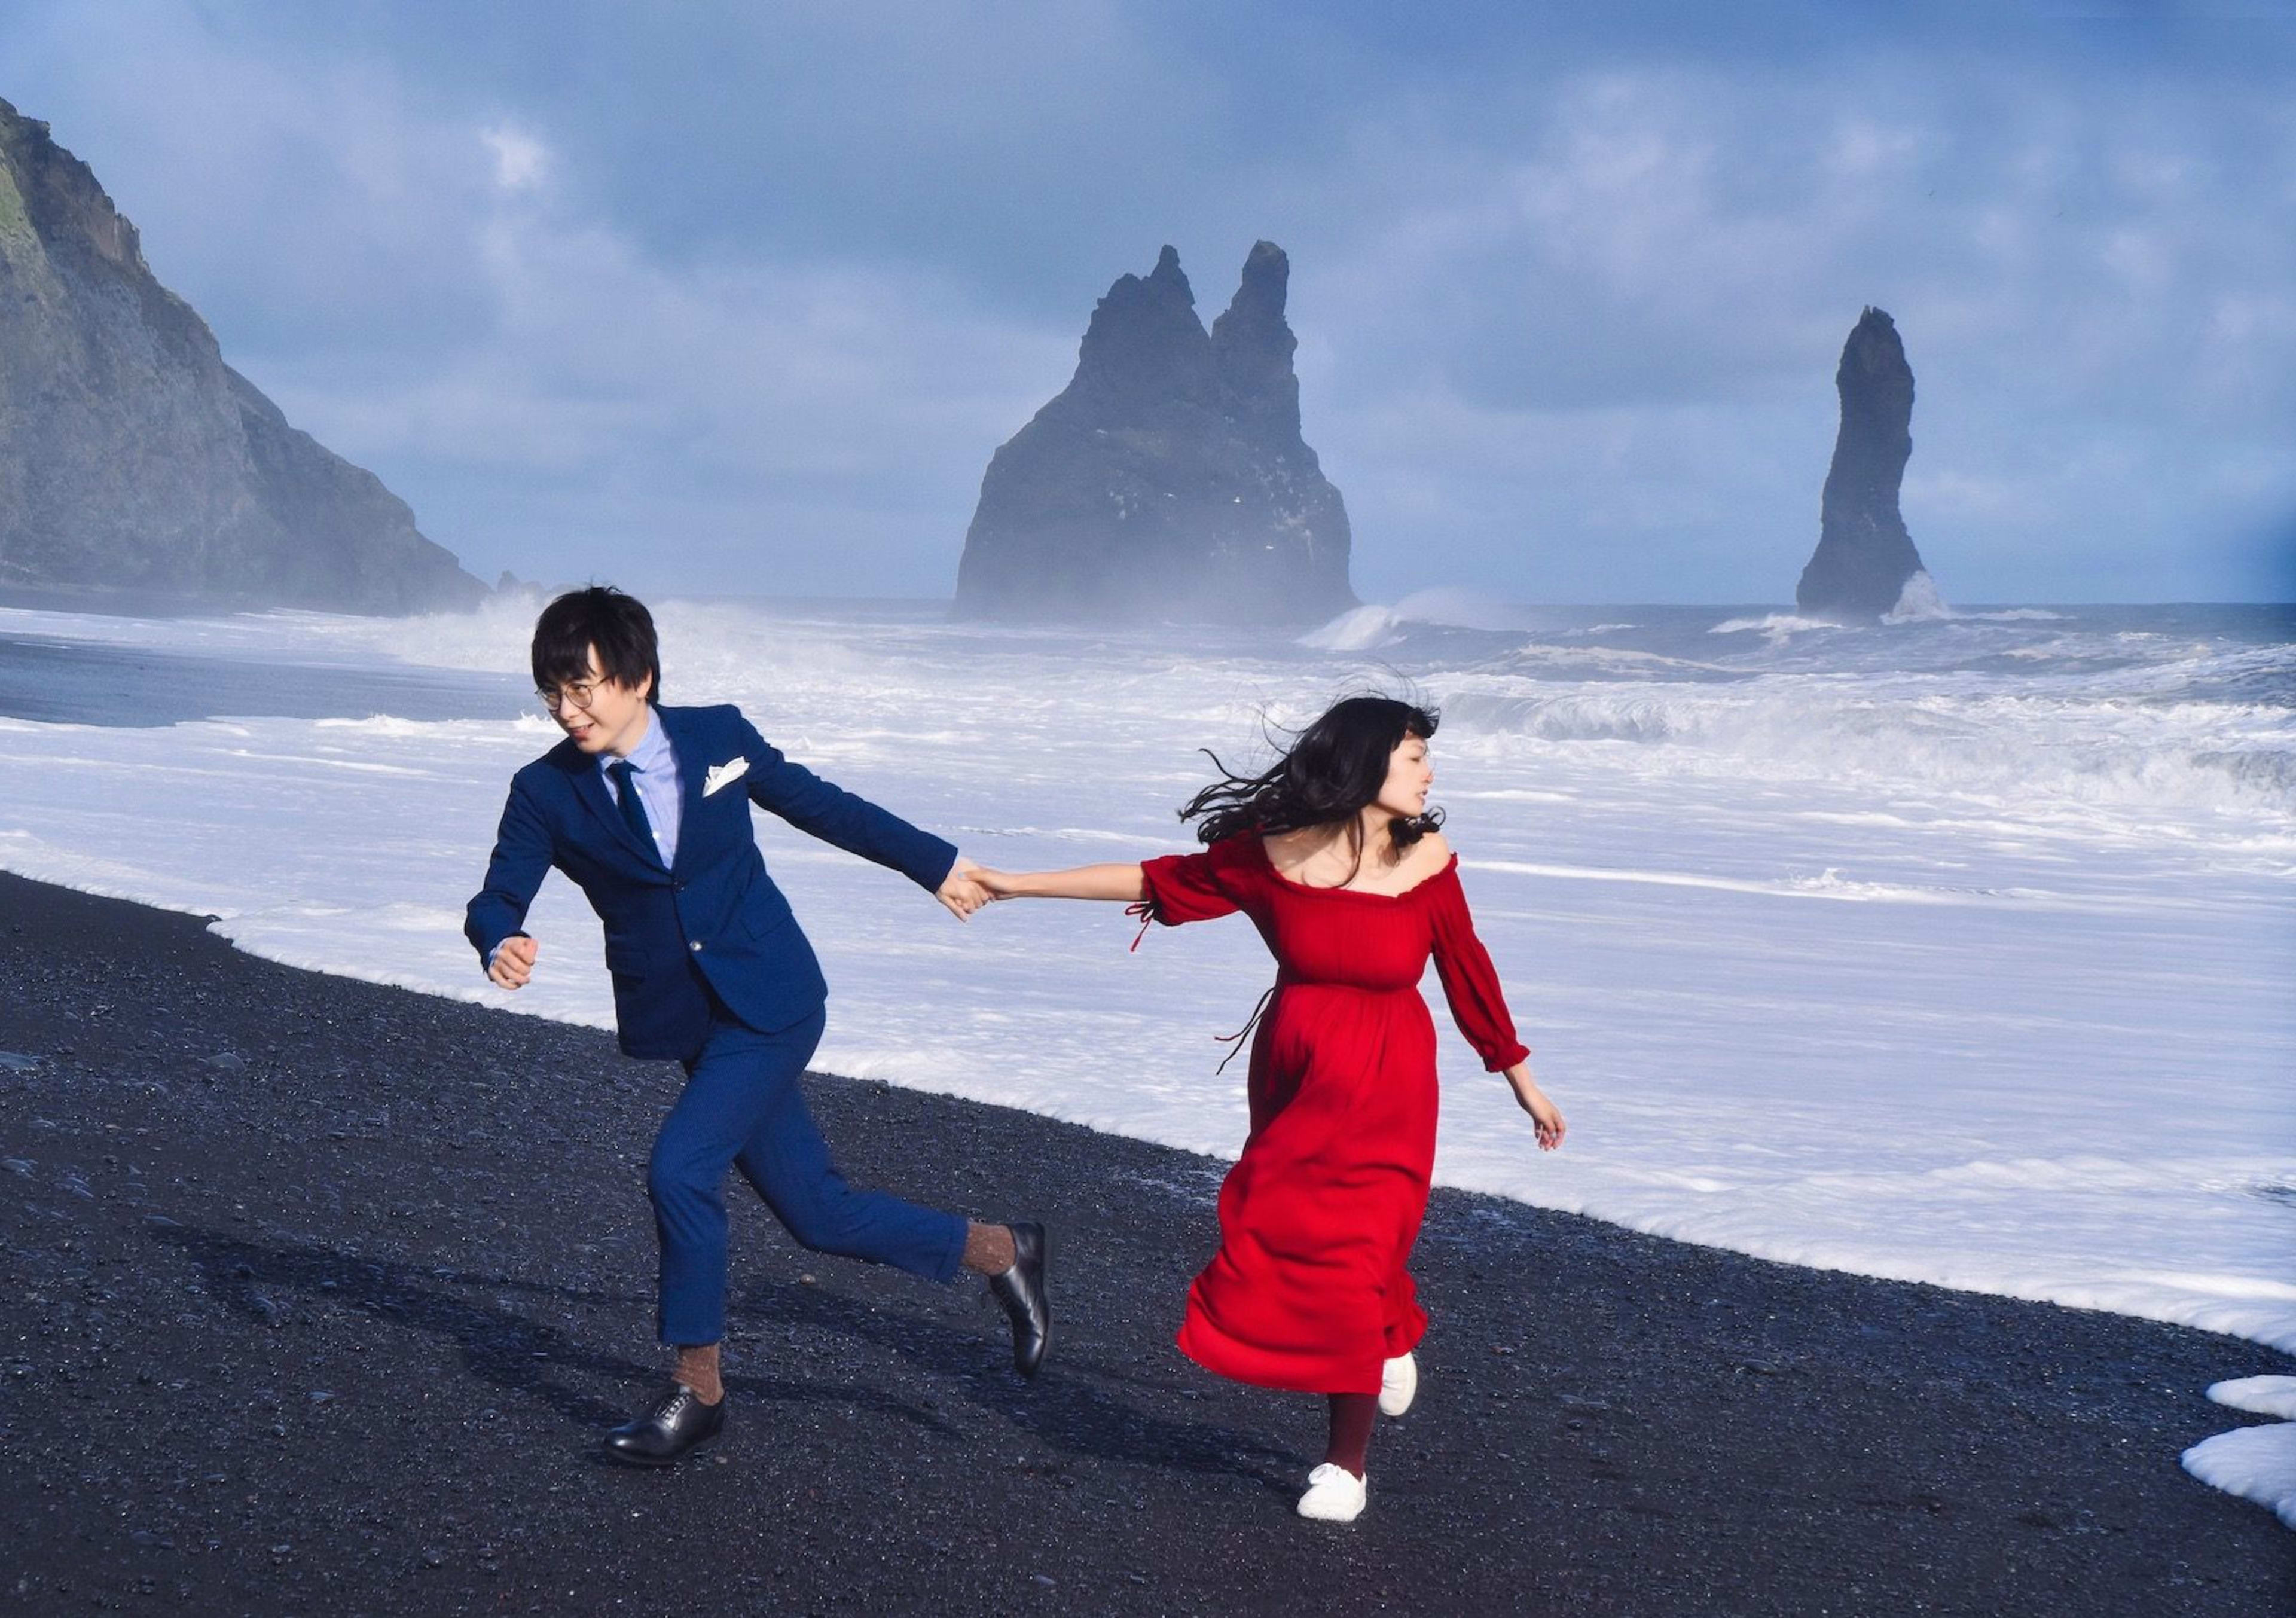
[[649, 1005, 969, 1344]]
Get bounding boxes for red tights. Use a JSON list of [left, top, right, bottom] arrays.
[[1324, 1393, 1378, 1477]]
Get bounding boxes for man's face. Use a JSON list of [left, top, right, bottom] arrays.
[[541, 647, 654, 756]]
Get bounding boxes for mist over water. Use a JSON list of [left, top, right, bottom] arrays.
[[2, 595, 2291, 1495]]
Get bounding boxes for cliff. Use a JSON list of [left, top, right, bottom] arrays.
[[954, 242, 1354, 623], [0, 98, 485, 614], [1796, 307, 1934, 619]]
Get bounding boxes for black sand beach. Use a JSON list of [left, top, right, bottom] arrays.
[[1, 870, 2289, 1615]]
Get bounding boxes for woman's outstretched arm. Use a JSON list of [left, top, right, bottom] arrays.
[[975, 863, 1146, 903]]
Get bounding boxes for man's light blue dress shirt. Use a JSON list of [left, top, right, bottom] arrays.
[[601, 707, 684, 869]]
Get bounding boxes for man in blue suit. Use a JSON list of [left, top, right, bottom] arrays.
[[466, 587, 1048, 1465]]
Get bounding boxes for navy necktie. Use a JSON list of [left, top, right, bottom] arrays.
[[608, 760, 657, 855]]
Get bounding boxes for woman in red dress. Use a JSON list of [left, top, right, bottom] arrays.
[[978, 696, 1564, 1523]]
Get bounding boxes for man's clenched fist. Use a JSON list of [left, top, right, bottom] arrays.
[[489, 934, 538, 990]]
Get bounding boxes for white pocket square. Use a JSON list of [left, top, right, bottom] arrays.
[[703, 758, 750, 796]]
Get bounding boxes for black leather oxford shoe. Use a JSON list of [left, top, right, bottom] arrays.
[[604, 1381, 725, 1466], [987, 1220, 1051, 1378]]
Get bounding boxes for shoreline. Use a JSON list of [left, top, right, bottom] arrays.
[[0, 628, 524, 727], [2, 868, 2291, 1613]]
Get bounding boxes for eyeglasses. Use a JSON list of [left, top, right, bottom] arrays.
[[535, 678, 606, 714]]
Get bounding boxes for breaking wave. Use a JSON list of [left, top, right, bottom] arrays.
[[1883, 570, 1952, 623], [1434, 680, 2296, 822]]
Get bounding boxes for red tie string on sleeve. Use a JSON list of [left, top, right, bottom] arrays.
[[1123, 900, 1155, 953]]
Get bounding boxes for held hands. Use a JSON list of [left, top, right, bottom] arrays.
[[488, 934, 538, 991], [936, 855, 993, 921], [1506, 1065, 1566, 1150]]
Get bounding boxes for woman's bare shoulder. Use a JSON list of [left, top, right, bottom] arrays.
[[1259, 826, 1318, 868], [1375, 828, 1451, 893]]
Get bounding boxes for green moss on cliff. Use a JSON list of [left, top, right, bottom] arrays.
[[0, 160, 37, 252]]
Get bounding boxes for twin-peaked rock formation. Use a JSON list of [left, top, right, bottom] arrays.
[[0, 98, 484, 613], [955, 243, 1354, 623]]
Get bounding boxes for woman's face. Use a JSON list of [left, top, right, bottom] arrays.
[[1374, 732, 1434, 822]]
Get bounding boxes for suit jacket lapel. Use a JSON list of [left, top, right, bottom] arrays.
[[560, 745, 661, 867], [659, 705, 711, 878]]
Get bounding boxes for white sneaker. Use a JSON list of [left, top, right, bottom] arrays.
[[1379, 1351, 1418, 1416], [1296, 1463, 1368, 1523]]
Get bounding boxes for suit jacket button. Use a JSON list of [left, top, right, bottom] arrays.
[[690, 940, 704, 952]]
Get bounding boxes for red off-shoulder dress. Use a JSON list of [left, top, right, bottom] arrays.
[[1137, 833, 1530, 1396]]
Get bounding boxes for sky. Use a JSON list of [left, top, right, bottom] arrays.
[[4, 1, 2294, 604]]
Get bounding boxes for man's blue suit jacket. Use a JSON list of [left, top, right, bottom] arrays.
[[464, 703, 956, 1061]]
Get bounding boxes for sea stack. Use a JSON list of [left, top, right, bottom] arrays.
[[1796, 307, 1935, 619], [954, 242, 1355, 624], [0, 98, 485, 613]]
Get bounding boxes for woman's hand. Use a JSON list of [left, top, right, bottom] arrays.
[[1505, 1066, 1565, 1150], [971, 866, 1025, 900]]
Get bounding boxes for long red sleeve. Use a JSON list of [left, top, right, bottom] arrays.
[[1139, 841, 1249, 926], [1427, 866, 1531, 1072]]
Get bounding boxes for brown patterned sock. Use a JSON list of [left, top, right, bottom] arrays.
[[961, 1221, 1017, 1275], [674, 1342, 722, 1405]]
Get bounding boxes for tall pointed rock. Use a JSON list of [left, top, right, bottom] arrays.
[[1212, 239, 1302, 436], [0, 97, 484, 613], [954, 242, 1354, 623], [1796, 307, 1934, 619]]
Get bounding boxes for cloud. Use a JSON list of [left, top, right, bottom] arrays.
[[1293, 53, 2296, 597], [1, 0, 2290, 601], [251, 190, 1078, 593], [480, 125, 546, 192], [1, 2, 504, 358], [0, 1, 1077, 591]]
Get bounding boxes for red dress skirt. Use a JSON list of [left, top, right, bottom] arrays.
[[1137, 834, 1529, 1396]]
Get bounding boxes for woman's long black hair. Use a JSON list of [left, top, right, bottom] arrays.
[[1180, 694, 1443, 867]]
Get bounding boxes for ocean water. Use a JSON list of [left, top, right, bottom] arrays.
[[1, 591, 2291, 1521]]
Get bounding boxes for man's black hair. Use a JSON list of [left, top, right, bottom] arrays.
[[531, 585, 661, 704]]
